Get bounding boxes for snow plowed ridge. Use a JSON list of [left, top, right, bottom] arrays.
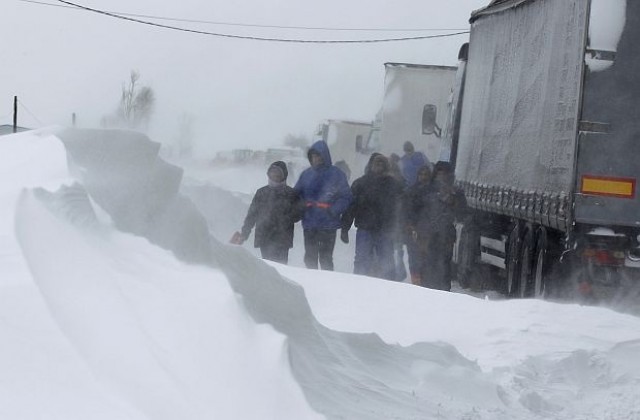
[[40, 128, 507, 419], [9, 129, 640, 419]]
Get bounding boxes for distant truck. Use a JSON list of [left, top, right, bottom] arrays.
[[316, 119, 372, 179], [422, 0, 640, 300], [370, 63, 456, 162], [320, 64, 456, 178]]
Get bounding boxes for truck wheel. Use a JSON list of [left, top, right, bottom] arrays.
[[531, 231, 549, 298], [505, 224, 522, 297], [457, 224, 478, 289], [518, 235, 534, 298]]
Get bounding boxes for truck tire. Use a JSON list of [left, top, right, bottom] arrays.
[[505, 224, 522, 297], [518, 233, 535, 298], [456, 224, 478, 289], [531, 230, 549, 298]]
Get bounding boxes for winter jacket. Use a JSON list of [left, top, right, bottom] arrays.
[[405, 181, 435, 232], [241, 184, 304, 249], [400, 151, 430, 186], [294, 141, 352, 230], [406, 181, 467, 239], [342, 165, 405, 233]]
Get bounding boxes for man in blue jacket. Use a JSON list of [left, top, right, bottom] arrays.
[[294, 140, 352, 270], [400, 141, 431, 187]]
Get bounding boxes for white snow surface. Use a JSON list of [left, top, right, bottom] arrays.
[[2, 129, 640, 420]]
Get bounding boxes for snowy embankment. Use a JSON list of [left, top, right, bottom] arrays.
[[2, 128, 640, 419]]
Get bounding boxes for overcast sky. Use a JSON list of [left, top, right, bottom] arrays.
[[2, 0, 488, 155]]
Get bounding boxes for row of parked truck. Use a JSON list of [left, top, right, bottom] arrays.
[[320, 0, 640, 301]]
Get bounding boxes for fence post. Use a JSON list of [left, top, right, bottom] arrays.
[[13, 96, 18, 133]]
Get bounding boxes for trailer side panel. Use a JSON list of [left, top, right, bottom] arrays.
[[456, 0, 589, 230]]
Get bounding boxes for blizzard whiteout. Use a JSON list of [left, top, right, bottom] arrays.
[[4, 127, 640, 419]]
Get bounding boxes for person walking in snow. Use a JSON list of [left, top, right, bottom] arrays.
[[341, 153, 405, 280], [399, 142, 431, 282], [294, 140, 352, 270], [389, 152, 408, 281], [404, 164, 435, 286], [400, 141, 431, 187], [424, 161, 467, 290], [406, 162, 467, 290], [231, 161, 304, 264]]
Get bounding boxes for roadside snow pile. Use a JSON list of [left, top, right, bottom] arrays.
[[2, 128, 640, 419]]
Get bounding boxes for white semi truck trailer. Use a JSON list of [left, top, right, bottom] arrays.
[[423, 0, 640, 301]]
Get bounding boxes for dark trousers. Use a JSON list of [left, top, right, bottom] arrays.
[[418, 230, 454, 291], [406, 237, 421, 278], [354, 229, 396, 280], [303, 229, 336, 270], [260, 243, 289, 264]]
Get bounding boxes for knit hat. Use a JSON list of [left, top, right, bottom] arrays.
[[267, 161, 288, 180]]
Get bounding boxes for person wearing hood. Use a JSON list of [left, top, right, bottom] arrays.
[[341, 153, 405, 280], [400, 141, 431, 187], [231, 161, 304, 264], [294, 140, 352, 270]]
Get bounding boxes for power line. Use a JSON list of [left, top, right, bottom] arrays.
[[17, 100, 45, 126], [18, 0, 468, 32], [53, 0, 469, 43]]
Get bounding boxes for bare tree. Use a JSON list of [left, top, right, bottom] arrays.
[[102, 70, 155, 130]]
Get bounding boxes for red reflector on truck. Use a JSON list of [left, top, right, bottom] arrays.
[[581, 175, 636, 199]]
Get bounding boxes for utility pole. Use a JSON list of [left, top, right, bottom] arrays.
[[72, 112, 77, 127], [13, 96, 18, 133]]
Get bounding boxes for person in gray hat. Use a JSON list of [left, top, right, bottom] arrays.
[[231, 161, 304, 264]]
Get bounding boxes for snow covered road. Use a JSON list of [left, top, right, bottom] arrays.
[[2, 128, 640, 419]]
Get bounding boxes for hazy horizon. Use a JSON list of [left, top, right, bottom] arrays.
[[2, 0, 487, 156]]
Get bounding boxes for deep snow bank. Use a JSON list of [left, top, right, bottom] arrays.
[[51, 128, 513, 418], [7, 128, 640, 419]]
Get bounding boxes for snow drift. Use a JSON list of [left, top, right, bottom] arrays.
[[2, 128, 640, 419]]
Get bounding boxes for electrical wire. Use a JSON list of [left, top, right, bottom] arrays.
[[17, 100, 45, 126], [52, 0, 469, 43], [17, 0, 468, 32]]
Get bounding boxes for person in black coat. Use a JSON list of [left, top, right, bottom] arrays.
[[408, 161, 467, 290], [404, 165, 435, 285], [231, 161, 304, 264], [341, 153, 405, 280]]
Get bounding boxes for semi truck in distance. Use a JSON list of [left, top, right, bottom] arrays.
[[371, 63, 456, 161], [315, 119, 372, 179], [422, 0, 640, 301], [322, 64, 455, 180]]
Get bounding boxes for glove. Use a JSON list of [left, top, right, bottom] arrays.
[[340, 229, 349, 244], [229, 231, 245, 245]]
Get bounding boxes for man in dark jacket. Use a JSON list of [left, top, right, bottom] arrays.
[[409, 161, 467, 290], [389, 152, 408, 281], [342, 153, 405, 280], [404, 165, 435, 286], [232, 161, 304, 264], [294, 140, 352, 270]]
